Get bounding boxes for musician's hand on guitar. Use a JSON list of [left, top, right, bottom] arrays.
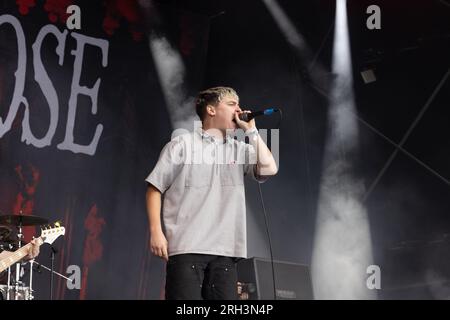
[[150, 230, 168, 261], [26, 238, 41, 260]]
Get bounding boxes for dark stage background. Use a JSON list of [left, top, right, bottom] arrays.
[[0, 0, 449, 299]]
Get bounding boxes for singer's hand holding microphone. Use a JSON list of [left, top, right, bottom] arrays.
[[234, 110, 255, 132], [234, 108, 279, 132]]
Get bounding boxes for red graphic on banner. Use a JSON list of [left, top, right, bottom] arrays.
[[16, 0, 72, 22], [43, 0, 73, 24], [12, 164, 40, 240], [179, 14, 195, 56], [102, 0, 144, 41], [14, 0, 143, 41], [16, 0, 36, 15], [80, 204, 105, 300]]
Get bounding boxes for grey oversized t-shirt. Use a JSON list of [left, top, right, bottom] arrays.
[[146, 128, 267, 258]]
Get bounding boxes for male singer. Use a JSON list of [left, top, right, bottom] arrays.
[[145, 87, 278, 300]]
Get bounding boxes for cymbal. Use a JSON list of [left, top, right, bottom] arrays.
[[0, 214, 48, 226], [0, 225, 11, 241]]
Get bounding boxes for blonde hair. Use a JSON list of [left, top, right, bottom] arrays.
[[195, 87, 239, 121]]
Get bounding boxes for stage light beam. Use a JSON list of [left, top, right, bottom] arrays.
[[311, 0, 376, 300], [139, 1, 197, 131], [148, 35, 197, 131], [262, 0, 330, 93]]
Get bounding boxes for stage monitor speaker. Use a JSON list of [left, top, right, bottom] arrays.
[[237, 257, 313, 300]]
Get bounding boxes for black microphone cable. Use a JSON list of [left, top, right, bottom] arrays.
[[254, 109, 282, 300], [257, 182, 276, 299]]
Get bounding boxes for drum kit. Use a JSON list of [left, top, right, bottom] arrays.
[[0, 213, 66, 300]]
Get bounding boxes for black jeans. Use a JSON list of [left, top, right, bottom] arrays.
[[165, 253, 239, 300]]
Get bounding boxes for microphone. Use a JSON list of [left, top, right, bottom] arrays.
[[239, 108, 279, 122]]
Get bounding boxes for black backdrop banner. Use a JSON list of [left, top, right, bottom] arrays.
[[0, 0, 209, 299]]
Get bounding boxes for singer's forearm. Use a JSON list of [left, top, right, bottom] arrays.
[[250, 135, 278, 176], [146, 184, 163, 233]]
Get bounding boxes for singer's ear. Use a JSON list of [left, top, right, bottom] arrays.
[[206, 105, 215, 116]]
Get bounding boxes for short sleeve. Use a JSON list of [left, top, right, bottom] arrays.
[[145, 138, 185, 193], [243, 143, 269, 183]]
